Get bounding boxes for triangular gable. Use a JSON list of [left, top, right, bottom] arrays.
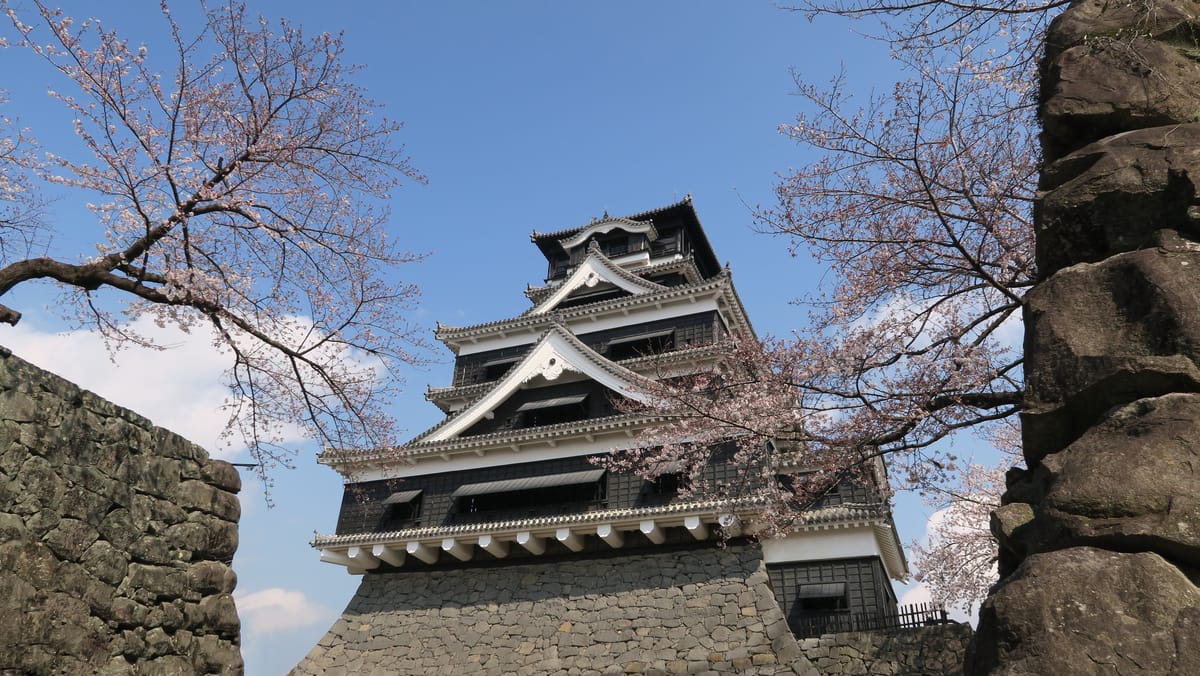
[[529, 245, 666, 316], [416, 325, 659, 443]]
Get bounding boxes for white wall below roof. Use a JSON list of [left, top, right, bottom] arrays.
[[760, 528, 883, 564]]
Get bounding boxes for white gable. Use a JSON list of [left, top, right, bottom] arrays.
[[557, 217, 657, 250], [529, 249, 666, 316], [418, 326, 658, 443]]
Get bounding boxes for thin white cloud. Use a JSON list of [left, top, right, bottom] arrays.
[[235, 587, 329, 635], [3, 316, 239, 458]]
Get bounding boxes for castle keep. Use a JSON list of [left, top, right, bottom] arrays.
[[296, 198, 909, 673]]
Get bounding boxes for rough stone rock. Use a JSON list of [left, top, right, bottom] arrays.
[[989, 502, 1035, 577], [1040, 0, 1200, 162], [1022, 247, 1200, 459], [1008, 393, 1200, 566], [43, 516, 100, 562], [968, 547, 1200, 675], [1047, 0, 1200, 51], [187, 560, 238, 595], [174, 479, 241, 522], [1036, 123, 1200, 275], [201, 460, 242, 494], [1041, 40, 1200, 163], [983, 0, 1200, 672]]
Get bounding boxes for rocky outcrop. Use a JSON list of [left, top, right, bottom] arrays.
[[970, 0, 1200, 672], [293, 546, 818, 675], [972, 548, 1200, 674], [1021, 247, 1200, 459], [0, 349, 242, 675], [1039, 0, 1200, 162]]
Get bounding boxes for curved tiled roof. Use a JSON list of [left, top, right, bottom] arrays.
[[436, 270, 754, 352], [556, 218, 659, 251], [530, 195, 694, 243], [529, 197, 721, 279], [320, 411, 669, 472]]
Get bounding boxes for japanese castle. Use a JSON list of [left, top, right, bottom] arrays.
[[307, 197, 908, 654]]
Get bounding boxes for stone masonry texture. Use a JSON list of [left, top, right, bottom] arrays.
[[0, 348, 242, 675], [969, 0, 1200, 672], [797, 624, 972, 676], [293, 545, 820, 676]]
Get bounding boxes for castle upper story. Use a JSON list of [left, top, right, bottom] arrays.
[[311, 197, 905, 593]]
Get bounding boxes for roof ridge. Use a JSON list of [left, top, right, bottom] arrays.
[[530, 195, 694, 241]]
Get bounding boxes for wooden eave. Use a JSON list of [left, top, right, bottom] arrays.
[[310, 498, 900, 575]]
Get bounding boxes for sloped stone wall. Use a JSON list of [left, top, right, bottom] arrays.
[[971, 0, 1200, 672], [293, 546, 819, 675], [0, 348, 242, 675], [798, 623, 972, 676]]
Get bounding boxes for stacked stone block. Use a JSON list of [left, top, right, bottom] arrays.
[[970, 1, 1200, 672], [798, 624, 972, 676], [293, 546, 818, 675], [0, 349, 242, 675]]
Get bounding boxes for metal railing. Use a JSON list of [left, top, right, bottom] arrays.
[[789, 602, 950, 638]]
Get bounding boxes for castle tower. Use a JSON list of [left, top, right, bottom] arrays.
[[296, 198, 909, 674]]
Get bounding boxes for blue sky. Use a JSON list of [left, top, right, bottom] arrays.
[[0, 2, 964, 674]]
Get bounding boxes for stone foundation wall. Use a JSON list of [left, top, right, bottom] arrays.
[[799, 623, 972, 676], [294, 546, 820, 675], [0, 349, 242, 675]]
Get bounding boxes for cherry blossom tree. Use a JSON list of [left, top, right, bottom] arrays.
[[0, 1, 425, 481], [613, 1, 1067, 607], [911, 458, 1008, 612]]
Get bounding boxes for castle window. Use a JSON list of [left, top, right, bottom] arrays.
[[795, 582, 848, 610], [556, 286, 630, 309], [652, 472, 685, 496], [607, 329, 675, 361], [481, 357, 519, 382], [382, 489, 423, 526], [453, 469, 607, 515], [515, 393, 589, 427], [651, 459, 686, 495], [548, 255, 570, 280], [596, 233, 630, 257], [788, 582, 851, 635], [650, 231, 679, 257]]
